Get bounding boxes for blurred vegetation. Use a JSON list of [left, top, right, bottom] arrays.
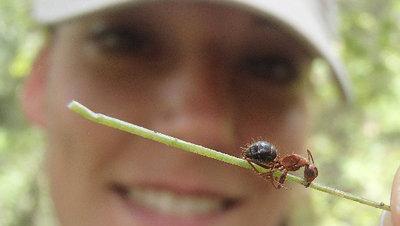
[[295, 0, 400, 225], [0, 0, 49, 225], [0, 0, 399, 226]]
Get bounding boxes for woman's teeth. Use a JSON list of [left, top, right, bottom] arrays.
[[126, 187, 224, 216]]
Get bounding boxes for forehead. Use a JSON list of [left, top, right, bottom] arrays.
[[91, 1, 269, 26], [56, 1, 310, 54]]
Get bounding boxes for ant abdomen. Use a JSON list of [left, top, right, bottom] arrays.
[[243, 141, 277, 165]]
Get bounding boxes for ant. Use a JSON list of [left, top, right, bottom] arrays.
[[242, 140, 318, 189]]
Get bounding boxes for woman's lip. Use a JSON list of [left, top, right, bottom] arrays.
[[109, 183, 241, 226]]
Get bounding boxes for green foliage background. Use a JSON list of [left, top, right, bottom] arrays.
[[0, 0, 399, 225], [0, 0, 47, 226]]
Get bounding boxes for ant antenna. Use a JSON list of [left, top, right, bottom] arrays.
[[307, 149, 315, 164]]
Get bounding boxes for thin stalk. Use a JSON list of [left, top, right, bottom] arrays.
[[68, 100, 391, 212]]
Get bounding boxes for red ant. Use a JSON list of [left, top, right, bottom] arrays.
[[242, 140, 318, 189]]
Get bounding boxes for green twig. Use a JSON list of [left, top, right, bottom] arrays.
[[67, 100, 391, 212]]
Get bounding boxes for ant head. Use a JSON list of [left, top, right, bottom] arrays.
[[304, 164, 318, 184], [304, 149, 318, 186]]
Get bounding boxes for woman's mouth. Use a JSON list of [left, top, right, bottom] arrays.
[[110, 183, 241, 225]]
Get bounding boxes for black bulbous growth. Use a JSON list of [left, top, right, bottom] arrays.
[[244, 141, 277, 164]]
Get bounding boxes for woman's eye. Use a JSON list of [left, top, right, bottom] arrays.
[[87, 24, 155, 56], [239, 55, 298, 85]]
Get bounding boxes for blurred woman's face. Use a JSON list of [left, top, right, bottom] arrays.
[[41, 2, 311, 226]]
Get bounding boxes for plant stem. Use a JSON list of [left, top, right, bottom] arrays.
[[67, 100, 391, 212]]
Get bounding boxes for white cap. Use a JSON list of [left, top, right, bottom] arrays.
[[32, 0, 352, 101]]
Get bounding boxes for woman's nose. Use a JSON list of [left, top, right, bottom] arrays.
[[153, 58, 236, 153]]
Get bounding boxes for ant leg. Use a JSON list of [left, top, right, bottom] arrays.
[[262, 163, 286, 189], [245, 158, 264, 175], [267, 170, 285, 189], [266, 163, 287, 189], [245, 159, 279, 188], [277, 169, 288, 189]]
